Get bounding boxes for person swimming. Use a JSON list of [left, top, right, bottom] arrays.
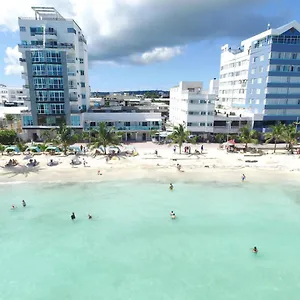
[[171, 213, 176, 219], [169, 183, 173, 190], [22, 200, 26, 207], [88, 214, 92, 219], [11, 205, 16, 210], [170, 211, 174, 216], [252, 246, 258, 253], [71, 212, 76, 220]]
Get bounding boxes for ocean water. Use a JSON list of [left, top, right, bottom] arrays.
[[0, 180, 300, 300]]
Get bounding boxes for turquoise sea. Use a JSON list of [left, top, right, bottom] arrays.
[[1, 180, 300, 300]]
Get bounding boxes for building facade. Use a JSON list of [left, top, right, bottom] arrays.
[[18, 7, 89, 139], [219, 21, 300, 131], [169, 81, 215, 135], [0, 84, 27, 106], [82, 112, 162, 142]]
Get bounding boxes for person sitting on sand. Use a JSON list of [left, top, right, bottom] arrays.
[[252, 246, 258, 253], [169, 183, 173, 190], [22, 200, 26, 207], [88, 214, 92, 219], [71, 212, 76, 220], [177, 164, 182, 171]]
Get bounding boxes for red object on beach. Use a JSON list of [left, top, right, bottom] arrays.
[[228, 139, 236, 145]]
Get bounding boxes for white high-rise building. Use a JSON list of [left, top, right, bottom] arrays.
[[18, 7, 89, 139], [169, 81, 215, 134], [209, 78, 219, 96]]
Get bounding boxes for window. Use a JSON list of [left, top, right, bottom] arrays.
[[124, 122, 130, 126], [81, 82, 85, 88], [199, 123, 205, 127], [67, 28, 76, 34], [260, 55, 264, 61], [20, 26, 26, 32], [251, 78, 256, 84], [207, 123, 213, 127], [292, 53, 298, 59], [48, 78, 63, 89], [80, 70, 84, 76], [252, 57, 258, 63], [142, 122, 148, 126], [200, 111, 206, 115], [251, 68, 256, 74], [255, 99, 260, 104], [259, 66, 264, 72], [21, 40, 27, 45], [79, 58, 84, 64], [276, 65, 281, 71], [256, 89, 261, 94], [257, 78, 262, 84], [81, 94, 86, 99]]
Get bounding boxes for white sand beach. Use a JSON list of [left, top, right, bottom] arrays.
[[1, 142, 300, 185]]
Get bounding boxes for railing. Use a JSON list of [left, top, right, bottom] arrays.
[[32, 30, 57, 36], [68, 72, 76, 76], [67, 59, 75, 63], [18, 43, 74, 49], [69, 97, 78, 101], [113, 126, 161, 131]]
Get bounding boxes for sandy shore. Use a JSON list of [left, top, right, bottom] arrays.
[[1, 142, 300, 185]]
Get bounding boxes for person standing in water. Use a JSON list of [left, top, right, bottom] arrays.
[[22, 200, 26, 207], [88, 214, 92, 219], [252, 246, 258, 253], [169, 183, 174, 190], [71, 212, 76, 220]]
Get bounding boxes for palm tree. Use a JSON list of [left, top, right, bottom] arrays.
[[40, 130, 52, 143], [282, 123, 299, 154], [90, 122, 122, 154], [54, 122, 77, 155], [239, 126, 258, 152], [170, 124, 190, 154], [264, 123, 285, 153]]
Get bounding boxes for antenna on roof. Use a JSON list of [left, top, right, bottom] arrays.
[[267, 23, 271, 30]]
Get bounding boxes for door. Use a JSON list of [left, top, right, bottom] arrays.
[[142, 133, 147, 141]]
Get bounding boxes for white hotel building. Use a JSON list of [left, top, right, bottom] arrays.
[[169, 81, 215, 135], [18, 7, 89, 139]]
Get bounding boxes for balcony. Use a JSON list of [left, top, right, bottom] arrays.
[[69, 96, 78, 102], [68, 72, 76, 76], [67, 59, 75, 63], [18, 43, 74, 50], [114, 125, 161, 131], [31, 29, 57, 36]]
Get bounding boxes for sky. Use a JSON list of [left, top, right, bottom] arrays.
[[0, 0, 298, 92]]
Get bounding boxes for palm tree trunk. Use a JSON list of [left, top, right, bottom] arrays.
[[274, 140, 277, 153]]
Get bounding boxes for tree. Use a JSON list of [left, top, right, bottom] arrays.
[[53, 123, 78, 155], [90, 122, 122, 154], [4, 114, 14, 128], [40, 130, 52, 143], [215, 133, 227, 143], [264, 123, 285, 153], [170, 124, 190, 154], [239, 126, 258, 152], [0, 129, 17, 145], [282, 124, 299, 154]]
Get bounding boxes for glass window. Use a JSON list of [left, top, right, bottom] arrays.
[[71, 115, 81, 126], [20, 26, 26, 32], [260, 55, 264, 61], [67, 28, 76, 34], [80, 70, 84, 76], [79, 58, 84, 64], [81, 82, 85, 88], [256, 89, 261, 94], [81, 94, 86, 99]]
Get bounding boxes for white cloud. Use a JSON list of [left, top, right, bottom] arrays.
[[0, 0, 282, 74], [4, 46, 23, 75], [129, 47, 183, 65]]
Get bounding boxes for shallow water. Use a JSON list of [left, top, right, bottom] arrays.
[[1, 180, 300, 300]]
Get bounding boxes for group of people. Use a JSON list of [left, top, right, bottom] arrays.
[[5, 159, 18, 167], [11, 200, 26, 209], [71, 212, 92, 220]]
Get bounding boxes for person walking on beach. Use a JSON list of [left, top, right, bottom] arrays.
[[71, 212, 76, 220], [201, 145, 204, 153], [173, 146, 176, 154], [22, 200, 26, 207], [242, 174, 246, 182]]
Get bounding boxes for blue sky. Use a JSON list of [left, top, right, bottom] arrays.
[[0, 0, 298, 92]]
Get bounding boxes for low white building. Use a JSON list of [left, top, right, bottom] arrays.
[[0, 84, 26, 106], [169, 81, 216, 135], [82, 112, 162, 141]]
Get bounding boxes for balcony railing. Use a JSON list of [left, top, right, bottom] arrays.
[[18, 43, 74, 49], [69, 96, 78, 101], [67, 59, 75, 63], [32, 29, 57, 36]]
